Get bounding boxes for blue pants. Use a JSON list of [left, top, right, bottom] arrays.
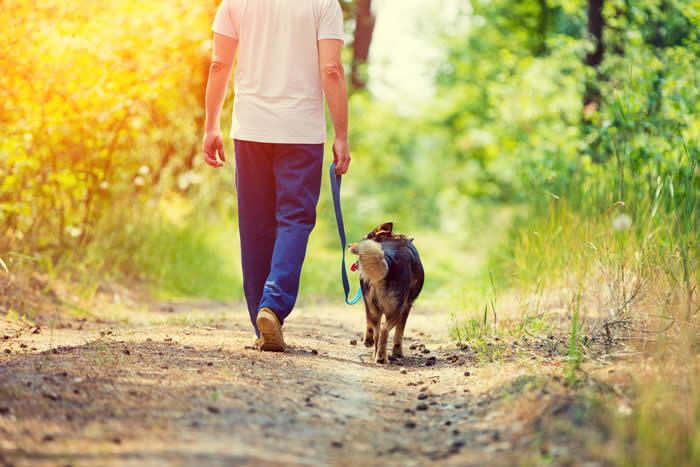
[[234, 140, 323, 337]]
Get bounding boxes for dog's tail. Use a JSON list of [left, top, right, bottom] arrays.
[[357, 240, 388, 282]]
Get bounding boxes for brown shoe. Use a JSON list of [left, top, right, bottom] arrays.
[[255, 308, 285, 352]]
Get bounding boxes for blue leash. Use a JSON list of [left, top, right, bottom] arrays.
[[329, 163, 363, 305]]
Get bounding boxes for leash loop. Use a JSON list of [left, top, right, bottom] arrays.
[[329, 163, 363, 305]]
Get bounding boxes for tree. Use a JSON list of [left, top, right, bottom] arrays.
[[583, 0, 604, 110], [350, 0, 376, 89]]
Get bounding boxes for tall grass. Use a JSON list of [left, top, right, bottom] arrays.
[[611, 355, 699, 466], [482, 69, 699, 464]]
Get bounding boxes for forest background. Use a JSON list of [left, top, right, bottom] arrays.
[[1, 1, 698, 463]]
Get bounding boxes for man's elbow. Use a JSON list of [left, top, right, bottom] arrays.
[[210, 57, 233, 74], [321, 62, 345, 82]]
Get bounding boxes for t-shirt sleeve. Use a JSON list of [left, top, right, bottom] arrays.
[[212, 0, 238, 39], [318, 0, 344, 42]]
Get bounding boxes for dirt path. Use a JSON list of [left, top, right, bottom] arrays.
[[0, 300, 606, 466]]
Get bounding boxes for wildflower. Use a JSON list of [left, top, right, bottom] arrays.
[[612, 214, 632, 232]]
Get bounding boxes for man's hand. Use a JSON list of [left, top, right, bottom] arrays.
[[332, 137, 350, 175], [202, 131, 226, 168]]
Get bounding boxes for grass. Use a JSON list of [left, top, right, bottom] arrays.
[[106, 215, 244, 300], [447, 75, 699, 463], [610, 360, 700, 466]]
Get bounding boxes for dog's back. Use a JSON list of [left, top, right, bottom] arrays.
[[374, 238, 424, 306]]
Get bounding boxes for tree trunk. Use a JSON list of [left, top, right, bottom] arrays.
[[535, 0, 550, 56], [583, 0, 604, 109], [351, 0, 375, 89], [585, 0, 604, 67]]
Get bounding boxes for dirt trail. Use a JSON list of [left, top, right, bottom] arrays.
[[0, 300, 603, 466]]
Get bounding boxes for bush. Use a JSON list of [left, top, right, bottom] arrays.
[[0, 0, 216, 254]]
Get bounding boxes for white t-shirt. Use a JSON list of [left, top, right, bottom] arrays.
[[212, 0, 345, 144]]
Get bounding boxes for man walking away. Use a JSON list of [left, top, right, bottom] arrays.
[[202, 0, 351, 352]]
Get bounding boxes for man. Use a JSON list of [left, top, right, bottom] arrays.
[[202, 0, 350, 352]]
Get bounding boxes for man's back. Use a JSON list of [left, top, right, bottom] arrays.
[[213, 0, 344, 144]]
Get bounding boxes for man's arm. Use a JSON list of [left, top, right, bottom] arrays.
[[318, 39, 350, 175], [202, 32, 238, 168]]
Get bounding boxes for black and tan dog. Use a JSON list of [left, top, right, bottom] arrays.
[[349, 223, 424, 364]]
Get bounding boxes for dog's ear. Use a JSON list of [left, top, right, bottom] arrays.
[[376, 222, 393, 235]]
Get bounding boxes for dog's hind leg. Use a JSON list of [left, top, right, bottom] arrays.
[[363, 300, 380, 349], [374, 320, 391, 363], [392, 307, 411, 358], [373, 320, 381, 362], [364, 312, 379, 348]]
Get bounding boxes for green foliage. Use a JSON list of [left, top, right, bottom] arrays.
[[111, 215, 243, 300], [0, 0, 216, 254], [1, 0, 697, 314], [507, 77, 699, 288], [432, 0, 587, 202], [462, 3, 698, 462]]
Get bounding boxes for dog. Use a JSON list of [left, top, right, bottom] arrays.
[[349, 222, 424, 364]]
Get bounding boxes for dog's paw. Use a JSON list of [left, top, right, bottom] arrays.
[[392, 344, 404, 358], [374, 348, 388, 364], [363, 332, 374, 347]]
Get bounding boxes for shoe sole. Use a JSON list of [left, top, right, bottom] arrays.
[[256, 310, 285, 352]]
